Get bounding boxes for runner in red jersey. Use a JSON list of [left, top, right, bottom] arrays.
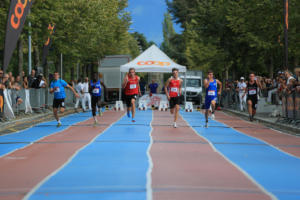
[[165, 68, 183, 128], [122, 68, 141, 122]]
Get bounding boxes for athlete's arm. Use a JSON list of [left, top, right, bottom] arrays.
[[66, 84, 80, 98], [137, 76, 142, 96], [216, 79, 222, 95], [179, 79, 183, 95], [204, 79, 209, 89], [164, 78, 171, 100], [122, 73, 128, 88]]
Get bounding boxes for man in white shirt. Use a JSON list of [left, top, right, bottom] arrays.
[[74, 78, 85, 111], [82, 77, 91, 111], [237, 77, 247, 111]]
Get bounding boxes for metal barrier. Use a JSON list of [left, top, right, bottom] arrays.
[[281, 90, 300, 123], [0, 88, 76, 120]]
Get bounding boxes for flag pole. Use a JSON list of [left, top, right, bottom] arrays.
[[284, 0, 289, 70]]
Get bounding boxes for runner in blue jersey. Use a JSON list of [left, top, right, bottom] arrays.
[[89, 73, 107, 125], [50, 72, 79, 127], [204, 70, 222, 128]]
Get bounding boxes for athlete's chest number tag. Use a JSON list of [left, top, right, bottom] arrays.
[[55, 87, 60, 93], [93, 88, 99, 94], [171, 87, 178, 92], [130, 84, 137, 89], [208, 90, 215, 96], [249, 89, 256, 95]]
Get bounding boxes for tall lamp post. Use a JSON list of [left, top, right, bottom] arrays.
[[284, 0, 289, 70]]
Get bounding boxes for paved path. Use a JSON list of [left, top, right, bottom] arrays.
[[0, 110, 299, 200]]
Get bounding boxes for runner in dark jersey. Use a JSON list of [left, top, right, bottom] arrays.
[[165, 68, 183, 128], [243, 72, 262, 121], [203, 70, 222, 128], [90, 73, 107, 125], [122, 68, 141, 122]]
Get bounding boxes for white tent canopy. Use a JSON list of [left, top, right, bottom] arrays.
[[120, 45, 186, 73], [119, 45, 187, 103]]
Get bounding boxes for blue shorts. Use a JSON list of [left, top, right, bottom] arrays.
[[204, 96, 217, 109]]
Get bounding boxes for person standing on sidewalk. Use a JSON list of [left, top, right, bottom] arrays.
[[204, 70, 222, 128], [122, 68, 141, 122], [74, 78, 84, 112], [237, 77, 247, 111], [164, 68, 182, 128], [82, 77, 92, 111], [243, 72, 262, 121], [50, 72, 79, 127]]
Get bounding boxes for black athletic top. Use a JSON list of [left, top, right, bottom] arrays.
[[247, 81, 258, 98]]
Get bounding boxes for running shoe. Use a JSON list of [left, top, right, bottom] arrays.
[[57, 122, 62, 127], [205, 120, 208, 128], [127, 111, 131, 118], [132, 118, 136, 123], [211, 114, 215, 120], [249, 116, 253, 122], [173, 122, 177, 128]]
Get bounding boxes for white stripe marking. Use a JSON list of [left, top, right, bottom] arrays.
[[180, 112, 278, 200], [23, 113, 125, 200], [146, 111, 154, 200]]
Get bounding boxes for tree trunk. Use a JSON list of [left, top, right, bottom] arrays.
[[18, 37, 23, 84]]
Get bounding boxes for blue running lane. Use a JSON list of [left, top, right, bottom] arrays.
[[181, 111, 300, 200], [0, 112, 91, 157], [27, 110, 153, 200]]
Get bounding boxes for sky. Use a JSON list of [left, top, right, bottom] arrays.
[[127, 0, 182, 46]]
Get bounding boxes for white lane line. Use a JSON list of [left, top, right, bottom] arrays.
[[23, 113, 125, 200], [146, 111, 154, 200], [221, 111, 300, 159], [180, 111, 278, 200], [0, 113, 92, 159]]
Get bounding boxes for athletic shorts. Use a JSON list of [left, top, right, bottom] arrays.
[[125, 94, 137, 107], [169, 96, 180, 109], [92, 96, 102, 108], [204, 96, 217, 109], [247, 96, 258, 110], [53, 98, 65, 108]]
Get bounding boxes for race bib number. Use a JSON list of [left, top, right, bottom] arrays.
[[130, 84, 137, 89], [54, 87, 60, 93], [171, 87, 178, 92], [249, 89, 256, 95], [93, 88, 99, 94], [208, 90, 215, 96]]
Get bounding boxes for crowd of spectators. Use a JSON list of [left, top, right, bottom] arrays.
[[0, 69, 48, 106], [222, 68, 300, 108]]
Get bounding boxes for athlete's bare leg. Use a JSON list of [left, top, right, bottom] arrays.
[[131, 98, 136, 121], [174, 104, 179, 122]]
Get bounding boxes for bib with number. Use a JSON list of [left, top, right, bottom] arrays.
[[55, 88, 60, 93], [208, 90, 215, 96], [171, 87, 178, 92], [249, 89, 256, 95], [93, 88, 99, 94], [130, 84, 137, 89]]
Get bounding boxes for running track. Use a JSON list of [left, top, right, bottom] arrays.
[[0, 110, 300, 200]]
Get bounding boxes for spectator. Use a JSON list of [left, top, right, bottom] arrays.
[[149, 79, 158, 94], [2, 73, 11, 89], [12, 76, 23, 105], [74, 78, 84, 111], [82, 77, 91, 111], [237, 77, 247, 111], [294, 68, 300, 82], [28, 69, 37, 88], [0, 70, 3, 83], [23, 76, 29, 89], [139, 77, 146, 95]]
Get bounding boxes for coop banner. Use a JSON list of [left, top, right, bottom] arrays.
[[3, 0, 33, 72]]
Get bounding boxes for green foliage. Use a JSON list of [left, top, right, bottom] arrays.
[[167, 0, 300, 79], [0, 0, 140, 79]]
